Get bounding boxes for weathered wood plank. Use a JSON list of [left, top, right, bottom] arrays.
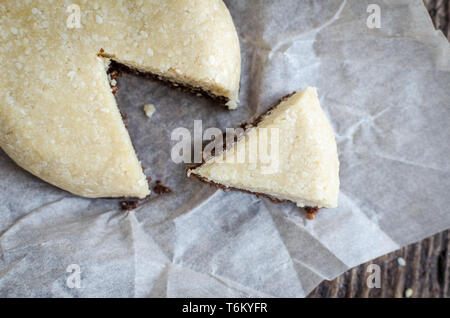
[[308, 231, 449, 298]]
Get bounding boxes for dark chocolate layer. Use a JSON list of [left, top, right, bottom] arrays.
[[107, 60, 230, 107]]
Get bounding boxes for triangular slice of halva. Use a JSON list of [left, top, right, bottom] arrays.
[[188, 88, 340, 208]]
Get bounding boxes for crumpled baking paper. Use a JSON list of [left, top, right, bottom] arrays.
[[0, 0, 449, 297]]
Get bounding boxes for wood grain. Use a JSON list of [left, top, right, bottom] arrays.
[[308, 1, 450, 298], [424, 0, 449, 36], [308, 231, 449, 298]]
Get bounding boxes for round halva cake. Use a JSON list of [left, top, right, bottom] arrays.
[[0, 0, 241, 198]]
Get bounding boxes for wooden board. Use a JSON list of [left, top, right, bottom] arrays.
[[308, 0, 450, 298], [308, 231, 449, 298]]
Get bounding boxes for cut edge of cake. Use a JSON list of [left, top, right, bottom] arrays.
[[103, 58, 239, 109]]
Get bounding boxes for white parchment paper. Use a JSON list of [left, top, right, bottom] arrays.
[[0, 0, 449, 297]]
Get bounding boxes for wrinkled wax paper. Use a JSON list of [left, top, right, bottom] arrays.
[[0, 0, 449, 297]]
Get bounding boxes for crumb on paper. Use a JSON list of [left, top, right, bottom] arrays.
[[120, 200, 139, 211], [153, 180, 171, 195], [143, 104, 156, 118], [397, 257, 406, 266], [305, 207, 319, 220], [405, 288, 413, 298]]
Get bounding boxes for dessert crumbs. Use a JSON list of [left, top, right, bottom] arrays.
[[109, 70, 120, 80], [305, 207, 320, 220], [153, 180, 171, 195], [143, 103, 156, 118], [120, 200, 139, 211], [97, 48, 105, 57]]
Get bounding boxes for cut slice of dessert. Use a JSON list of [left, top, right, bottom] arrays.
[[188, 88, 340, 210]]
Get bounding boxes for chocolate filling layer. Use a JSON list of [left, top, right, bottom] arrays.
[[107, 60, 230, 107]]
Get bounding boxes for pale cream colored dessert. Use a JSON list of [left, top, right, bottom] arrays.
[[143, 104, 156, 119], [188, 88, 340, 208], [0, 0, 241, 199]]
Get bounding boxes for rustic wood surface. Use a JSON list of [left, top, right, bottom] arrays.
[[308, 1, 449, 298]]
